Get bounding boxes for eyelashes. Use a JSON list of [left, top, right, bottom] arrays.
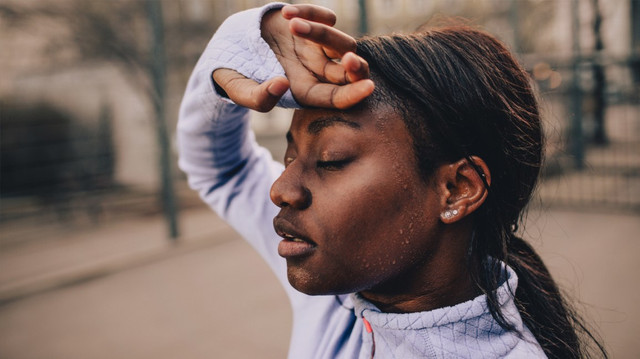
[[283, 155, 354, 171], [316, 158, 352, 171]]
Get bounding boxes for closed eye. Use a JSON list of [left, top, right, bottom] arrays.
[[317, 159, 352, 171]]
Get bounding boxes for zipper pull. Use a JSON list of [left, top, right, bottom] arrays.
[[363, 316, 373, 333], [363, 316, 375, 358]]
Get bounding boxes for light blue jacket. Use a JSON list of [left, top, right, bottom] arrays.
[[177, 3, 546, 358]]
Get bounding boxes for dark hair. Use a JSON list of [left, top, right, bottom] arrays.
[[357, 26, 607, 359]]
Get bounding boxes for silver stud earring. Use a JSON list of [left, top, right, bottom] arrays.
[[442, 209, 459, 220]]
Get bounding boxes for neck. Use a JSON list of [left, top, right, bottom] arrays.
[[359, 224, 480, 313]]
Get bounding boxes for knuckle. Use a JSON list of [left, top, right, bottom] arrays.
[[303, 4, 336, 25], [346, 38, 357, 52], [329, 87, 339, 108], [313, 23, 329, 40], [297, 4, 316, 18]]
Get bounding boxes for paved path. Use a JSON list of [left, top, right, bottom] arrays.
[[0, 207, 291, 359], [0, 206, 638, 358]]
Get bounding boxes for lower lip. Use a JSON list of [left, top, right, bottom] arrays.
[[278, 239, 315, 258]]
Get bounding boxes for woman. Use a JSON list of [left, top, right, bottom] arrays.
[[178, 3, 606, 358]]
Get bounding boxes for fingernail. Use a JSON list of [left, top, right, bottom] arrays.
[[345, 53, 361, 71], [291, 18, 311, 34]]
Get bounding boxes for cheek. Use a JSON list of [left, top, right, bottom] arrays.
[[315, 163, 434, 265], [315, 167, 406, 232]]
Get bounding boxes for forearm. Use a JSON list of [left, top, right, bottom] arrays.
[[177, 3, 296, 210], [177, 3, 301, 288], [177, 89, 254, 211]]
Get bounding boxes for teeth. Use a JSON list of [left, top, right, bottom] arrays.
[[280, 232, 308, 243]]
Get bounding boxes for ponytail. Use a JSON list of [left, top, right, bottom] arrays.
[[508, 235, 578, 357], [506, 235, 608, 359], [471, 225, 608, 358]]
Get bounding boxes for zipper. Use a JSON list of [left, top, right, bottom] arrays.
[[362, 316, 375, 358]]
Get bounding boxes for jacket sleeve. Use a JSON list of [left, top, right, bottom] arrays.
[[176, 2, 299, 295]]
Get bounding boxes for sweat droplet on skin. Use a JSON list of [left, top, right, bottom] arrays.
[[361, 258, 370, 269]]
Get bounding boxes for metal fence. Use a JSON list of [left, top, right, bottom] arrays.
[[532, 55, 640, 212]]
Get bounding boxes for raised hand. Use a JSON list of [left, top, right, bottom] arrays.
[[272, 5, 373, 108], [213, 4, 374, 112]]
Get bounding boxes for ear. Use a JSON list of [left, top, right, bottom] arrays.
[[434, 156, 491, 224]]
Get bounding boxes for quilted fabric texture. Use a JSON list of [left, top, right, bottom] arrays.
[[350, 264, 544, 358]]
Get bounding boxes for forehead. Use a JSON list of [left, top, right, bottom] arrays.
[[290, 104, 399, 135]]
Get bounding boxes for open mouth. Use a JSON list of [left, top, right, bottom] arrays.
[[273, 217, 316, 245], [281, 233, 309, 243], [273, 217, 317, 257]]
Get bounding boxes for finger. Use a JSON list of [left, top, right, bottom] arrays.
[[294, 79, 375, 109], [342, 52, 370, 83], [289, 18, 356, 56], [213, 69, 289, 112], [281, 4, 336, 26], [323, 47, 342, 59], [315, 60, 348, 85], [300, 52, 369, 85], [250, 77, 290, 112], [284, 50, 346, 85], [333, 80, 375, 109]]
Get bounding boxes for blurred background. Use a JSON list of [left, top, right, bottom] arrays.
[[0, 0, 638, 358]]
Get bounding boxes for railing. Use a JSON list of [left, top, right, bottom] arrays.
[[527, 54, 640, 211]]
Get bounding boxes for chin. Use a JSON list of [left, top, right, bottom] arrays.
[[286, 268, 363, 296], [287, 272, 329, 295]]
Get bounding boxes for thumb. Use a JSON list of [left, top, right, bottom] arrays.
[[213, 69, 289, 112], [248, 76, 290, 112]]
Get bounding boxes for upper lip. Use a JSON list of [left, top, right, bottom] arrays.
[[273, 216, 316, 245]]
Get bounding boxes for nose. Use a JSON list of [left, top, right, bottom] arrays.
[[270, 168, 311, 210]]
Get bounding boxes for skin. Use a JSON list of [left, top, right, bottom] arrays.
[[213, 4, 491, 313], [213, 5, 373, 111], [272, 104, 485, 312]]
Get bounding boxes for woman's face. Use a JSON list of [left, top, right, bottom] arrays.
[[270, 105, 446, 296]]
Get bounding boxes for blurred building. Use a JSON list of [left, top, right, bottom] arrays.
[[1, 0, 638, 227]]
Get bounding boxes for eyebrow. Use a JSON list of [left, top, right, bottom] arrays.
[[307, 116, 361, 134], [286, 116, 361, 144]]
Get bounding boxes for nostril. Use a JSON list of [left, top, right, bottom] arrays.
[[270, 169, 311, 209], [299, 187, 312, 209], [270, 185, 311, 209]]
